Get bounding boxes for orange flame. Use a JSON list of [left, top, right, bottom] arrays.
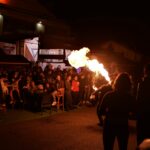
[[0, 0, 9, 4], [68, 47, 111, 83]]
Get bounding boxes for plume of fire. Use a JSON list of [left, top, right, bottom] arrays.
[[68, 47, 111, 83], [68, 47, 89, 69]]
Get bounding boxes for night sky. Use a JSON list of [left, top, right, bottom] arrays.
[[39, 0, 150, 55]]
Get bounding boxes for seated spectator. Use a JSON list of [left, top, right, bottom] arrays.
[[51, 75, 64, 106]]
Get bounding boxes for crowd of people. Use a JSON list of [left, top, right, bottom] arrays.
[[0, 62, 96, 112]]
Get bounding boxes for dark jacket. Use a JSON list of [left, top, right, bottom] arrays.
[[99, 90, 134, 125]]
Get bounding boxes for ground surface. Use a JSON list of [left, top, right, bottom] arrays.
[[0, 106, 137, 150]]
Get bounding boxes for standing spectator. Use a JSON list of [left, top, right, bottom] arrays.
[[136, 63, 150, 146], [71, 75, 80, 106], [84, 74, 92, 104], [10, 72, 21, 109], [64, 75, 73, 111], [99, 72, 135, 150], [32, 61, 42, 73], [0, 74, 9, 110], [78, 74, 86, 105]]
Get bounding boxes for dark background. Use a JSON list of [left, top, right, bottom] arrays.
[[38, 0, 150, 55]]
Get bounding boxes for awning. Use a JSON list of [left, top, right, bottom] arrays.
[[0, 55, 30, 65]]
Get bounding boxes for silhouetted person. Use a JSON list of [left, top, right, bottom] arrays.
[[137, 63, 150, 146], [99, 72, 135, 150], [64, 75, 73, 111], [78, 74, 86, 105], [97, 83, 112, 126]]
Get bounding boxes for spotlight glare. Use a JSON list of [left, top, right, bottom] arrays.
[[36, 21, 45, 33]]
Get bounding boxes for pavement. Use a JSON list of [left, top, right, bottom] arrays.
[[0, 106, 137, 150]]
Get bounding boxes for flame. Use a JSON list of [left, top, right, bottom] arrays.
[[93, 85, 98, 91], [68, 47, 90, 69], [86, 59, 110, 83], [0, 0, 9, 4], [68, 47, 111, 83]]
